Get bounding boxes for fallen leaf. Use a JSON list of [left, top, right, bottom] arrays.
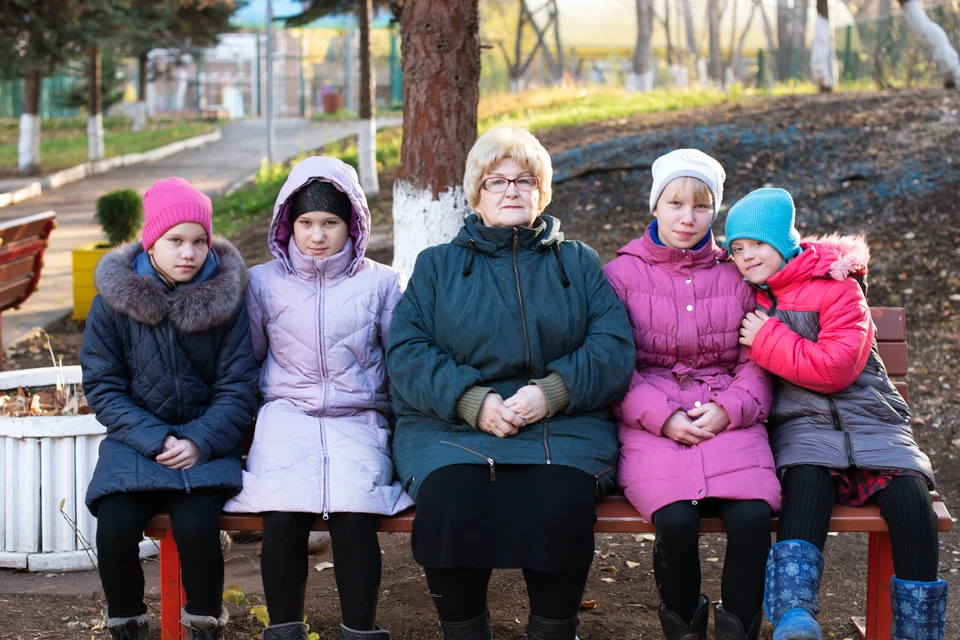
[[634, 533, 655, 542], [579, 600, 598, 610], [250, 605, 270, 626], [626, 560, 641, 569], [601, 566, 617, 573], [314, 561, 334, 572], [706, 558, 719, 562], [601, 577, 617, 583]]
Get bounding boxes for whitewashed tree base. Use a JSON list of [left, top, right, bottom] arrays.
[[87, 114, 105, 161], [901, 0, 960, 87], [811, 14, 837, 90], [132, 101, 147, 133], [669, 65, 689, 88], [358, 118, 380, 197], [18, 113, 41, 175], [392, 182, 470, 277], [0, 366, 157, 572], [626, 71, 655, 91]]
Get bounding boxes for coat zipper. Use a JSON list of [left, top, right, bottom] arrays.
[[828, 396, 857, 467], [512, 229, 532, 380], [168, 323, 191, 493], [316, 271, 331, 518], [542, 421, 552, 464], [439, 440, 496, 481], [594, 465, 617, 497]]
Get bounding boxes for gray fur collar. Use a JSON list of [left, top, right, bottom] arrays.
[[95, 237, 248, 333]]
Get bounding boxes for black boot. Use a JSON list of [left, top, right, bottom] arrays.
[[263, 621, 309, 640], [714, 604, 762, 640], [181, 607, 229, 640], [439, 612, 493, 640], [338, 623, 391, 640], [525, 614, 579, 640], [657, 594, 709, 640], [105, 613, 148, 640]]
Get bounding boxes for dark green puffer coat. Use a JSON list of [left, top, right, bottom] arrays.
[[388, 214, 635, 499]]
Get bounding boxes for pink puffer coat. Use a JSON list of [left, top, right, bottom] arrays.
[[224, 157, 413, 517], [603, 227, 780, 520]]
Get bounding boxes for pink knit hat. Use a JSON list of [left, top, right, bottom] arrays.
[[141, 177, 213, 250]]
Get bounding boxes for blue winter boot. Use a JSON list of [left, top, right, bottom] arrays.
[[890, 577, 948, 640], [763, 540, 824, 640]]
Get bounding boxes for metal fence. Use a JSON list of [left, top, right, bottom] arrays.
[[0, 72, 81, 119]]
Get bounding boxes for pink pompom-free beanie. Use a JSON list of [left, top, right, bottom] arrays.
[[141, 177, 213, 250]]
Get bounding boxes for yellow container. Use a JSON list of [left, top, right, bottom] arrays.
[[72, 242, 110, 321]]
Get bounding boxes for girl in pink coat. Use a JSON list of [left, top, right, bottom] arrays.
[[224, 157, 412, 640], [603, 150, 780, 640]]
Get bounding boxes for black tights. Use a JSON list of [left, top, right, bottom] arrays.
[[778, 465, 939, 581], [653, 499, 771, 630], [260, 512, 381, 629], [96, 490, 229, 619], [423, 566, 589, 622]]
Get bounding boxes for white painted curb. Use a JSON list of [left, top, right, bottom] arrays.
[[0, 128, 223, 209]]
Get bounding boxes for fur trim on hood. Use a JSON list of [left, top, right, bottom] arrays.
[[94, 237, 248, 333], [800, 233, 870, 281]]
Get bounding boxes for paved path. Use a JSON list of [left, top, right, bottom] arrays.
[[0, 117, 399, 348]]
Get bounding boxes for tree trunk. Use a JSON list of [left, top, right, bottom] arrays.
[[358, 0, 379, 196], [133, 52, 148, 132], [392, 0, 480, 276], [629, 0, 655, 91], [88, 46, 104, 162], [899, 0, 960, 87], [810, 0, 837, 90], [879, 0, 891, 17], [731, 2, 758, 81], [708, 0, 723, 85], [551, 0, 565, 83], [776, 0, 793, 79], [681, 0, 700, 80], [18, 68, 42, 176], [791, 0, 808, 79]]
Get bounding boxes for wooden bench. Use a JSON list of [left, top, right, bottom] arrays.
[[0, 210, 56, 367], [145, 307, 952, 640]]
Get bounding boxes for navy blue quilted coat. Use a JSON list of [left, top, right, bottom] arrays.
[[82, 238, 259, 514], [388, 214, 636, 500]]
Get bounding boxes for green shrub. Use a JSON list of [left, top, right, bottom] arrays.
[[96, 188, 143, 246]]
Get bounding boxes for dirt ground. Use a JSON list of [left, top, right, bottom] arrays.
[[1, 88, 959, 639]]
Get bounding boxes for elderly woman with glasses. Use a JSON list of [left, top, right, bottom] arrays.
[[387, 126, 635, 640]]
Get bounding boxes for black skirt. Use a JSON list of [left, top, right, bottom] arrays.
[[411, 464, 598, 571]]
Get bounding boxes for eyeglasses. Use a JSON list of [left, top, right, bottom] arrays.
[[480, 175, 540, 193]]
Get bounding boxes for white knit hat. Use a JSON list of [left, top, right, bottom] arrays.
[[649, 149, 726, 220]]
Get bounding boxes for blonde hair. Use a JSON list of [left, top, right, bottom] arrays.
[[463, 126, 553, 213], [654, 176, 714, 210]]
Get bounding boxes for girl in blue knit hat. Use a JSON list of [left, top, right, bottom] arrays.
[[724, 187, 944, 640]]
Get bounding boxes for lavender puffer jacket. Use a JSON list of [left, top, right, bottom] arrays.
[[224, 157, 413, 516]]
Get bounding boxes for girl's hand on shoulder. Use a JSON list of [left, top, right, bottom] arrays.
[[662, 410, 715, 445], [156, 437, 201, 470], [477, 393, 525, 438], [504, 385, 549, 424], [739, 310, 770, 347], [687, 402, 730, 434]]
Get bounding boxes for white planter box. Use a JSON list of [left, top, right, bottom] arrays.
[[0, 366, 154, 572]]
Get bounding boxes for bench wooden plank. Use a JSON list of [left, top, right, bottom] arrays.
[[877, 342, 908, 377], [872, 307, 906, 342]]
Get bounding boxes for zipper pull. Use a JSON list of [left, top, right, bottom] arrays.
[[322, 510, 330, 521], [488, 458, 496, 481]]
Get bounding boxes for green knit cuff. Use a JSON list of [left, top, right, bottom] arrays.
[[456, 385, 495, 429], [530, 372, 570, 417]]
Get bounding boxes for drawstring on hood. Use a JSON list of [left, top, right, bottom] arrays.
[[462, 240, 477, 277], [551, 243, 571, 287]]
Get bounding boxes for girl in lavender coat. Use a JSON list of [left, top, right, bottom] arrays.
[[603, 150, 779, 640], [224, 157, 412, 640]]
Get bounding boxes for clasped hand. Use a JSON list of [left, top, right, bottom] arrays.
[[156, 435, 200, 470], [661, 402, 730, 446], [476, 385, 549, 438]]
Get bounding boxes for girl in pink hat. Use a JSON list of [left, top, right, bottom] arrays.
[[82, 177, 259, 640]]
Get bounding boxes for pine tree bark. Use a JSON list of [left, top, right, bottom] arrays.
[[392, 0, 481, 275], [134, 53, 148, 132]]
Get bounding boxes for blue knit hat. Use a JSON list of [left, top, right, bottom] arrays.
[[723, 188, 801, 260]]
